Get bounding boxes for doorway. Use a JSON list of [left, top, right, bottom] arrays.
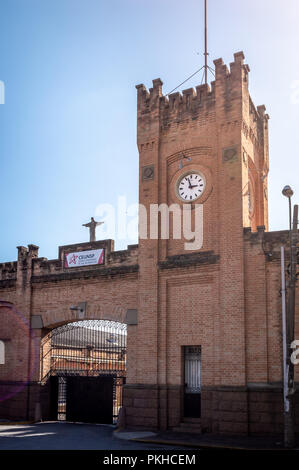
[[184, 346, 201, 418]]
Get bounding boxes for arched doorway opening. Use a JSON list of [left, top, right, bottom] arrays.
[[40, 320, 127, 424]]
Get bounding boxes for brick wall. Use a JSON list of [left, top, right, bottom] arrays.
[[0, 241, 139, 421], [0, 51, 297, 437]]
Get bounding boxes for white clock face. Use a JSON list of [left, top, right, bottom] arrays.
[[177, 172, 205, 202]]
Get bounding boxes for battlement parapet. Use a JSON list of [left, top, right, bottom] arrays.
[[0, 262, 17, 281], [243, 96, 269, 152], [244, 228, 294, 261], [136, 52, 253, 127], [32, 257, 61, 276], [0, 241, 139, 284], [137, 78, 216, 121], [108, 244, 138, 267]]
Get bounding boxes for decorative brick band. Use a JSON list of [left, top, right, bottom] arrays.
[[0, 380, 39, 386], [158, 251, 219, 270], [0, 279, 16, 288], [31, 264, 139, 284]]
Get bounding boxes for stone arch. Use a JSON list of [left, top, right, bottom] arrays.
[[0, 300, 15, 311], [39, 317, 128, 422], [41, 303, 129, 330]]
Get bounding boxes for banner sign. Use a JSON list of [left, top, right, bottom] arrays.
[[64, 249, 104, 268]]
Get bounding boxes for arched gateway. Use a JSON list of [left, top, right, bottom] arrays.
[[40, 320, 127, 423]]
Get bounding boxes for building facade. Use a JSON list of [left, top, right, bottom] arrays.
[[0, 51, 298, 435]]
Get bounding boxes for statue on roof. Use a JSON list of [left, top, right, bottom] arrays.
[[82, 217, 104, 242]]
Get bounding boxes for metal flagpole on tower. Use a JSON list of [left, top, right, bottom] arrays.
[[204, 0, 208, 84]]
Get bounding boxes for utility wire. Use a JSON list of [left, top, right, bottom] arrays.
[[165, 64, 215, 97], [165, 66, 204, 96], [207, 65, 215, 77]]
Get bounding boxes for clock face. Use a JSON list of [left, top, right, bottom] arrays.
[[177, 172, 205, 202]]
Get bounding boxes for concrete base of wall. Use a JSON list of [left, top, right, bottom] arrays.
[[1, 380, 298, 438], [0, 381, 40, 421], [123, 383, 299, 437]]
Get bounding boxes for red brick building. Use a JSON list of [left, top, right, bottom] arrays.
[[0, 51, 297, 435]]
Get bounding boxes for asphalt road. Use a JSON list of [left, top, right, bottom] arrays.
[[0, 422, 184, 450]]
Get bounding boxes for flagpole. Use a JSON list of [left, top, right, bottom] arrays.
[[204, 0, 208, 84]]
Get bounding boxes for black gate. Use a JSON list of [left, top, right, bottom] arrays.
[[66, 376, 114, 423], [40, 320, 127, 424], [49, 376, 59, 421], [184, 346, 201, 418]]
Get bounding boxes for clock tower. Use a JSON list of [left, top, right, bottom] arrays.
[[124, 52, 270, 433]]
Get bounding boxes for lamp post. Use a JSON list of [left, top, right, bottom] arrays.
[[282, 185, 294, 230], [282, 185, 297, 448]]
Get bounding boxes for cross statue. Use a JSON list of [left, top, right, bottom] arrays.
[[82, 217, 104, 242]]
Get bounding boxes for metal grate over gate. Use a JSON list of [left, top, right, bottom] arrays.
[[40, 320, 127, 423]]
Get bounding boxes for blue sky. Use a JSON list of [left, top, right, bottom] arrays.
[[0, 0, 299, 262]]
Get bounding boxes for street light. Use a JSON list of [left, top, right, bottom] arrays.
[[281, 185, 297, 448], [282, 185, 294, 231], [282, 185, 294, 198]]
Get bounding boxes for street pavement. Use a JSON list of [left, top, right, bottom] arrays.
[[0, 422, 187, 450]]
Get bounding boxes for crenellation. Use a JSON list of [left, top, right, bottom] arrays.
[[249, 96, 259, 121], [136, 83, 150, 112], [243, 95, 268, 153], [182, 87, 196, 109], [152, 78, 163, 97], [234, 51, 245, 64], [108, 246, 138, 266], [213, 51, 247, 84], [213, 57, 225, 76], [28, 244, 39, 257], [182, 87, 195, 98], [216, 62, 230, 78], [32, 257, 61, 276], [195, 82, 214, 103], [17, 246, 28, 263], [168, 91, 182, 111], [0, 240, 139, 280], [0, 262, 17, 281], [137, 53, 248, 130], [257, 105, 266, 117]]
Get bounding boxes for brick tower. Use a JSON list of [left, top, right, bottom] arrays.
[[123, 51, 270, 433]]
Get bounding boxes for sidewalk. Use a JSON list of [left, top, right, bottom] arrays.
[[0, 419, 35, 426], [114, 428, 291, 450]]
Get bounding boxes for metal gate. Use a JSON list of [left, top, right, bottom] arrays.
[[40, 320, 127, 423], [184, 346, 201, 418], [66, 376, 114, 423]]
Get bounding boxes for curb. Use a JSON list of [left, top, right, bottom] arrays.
[[130, 437, 287, 451], [0, 421, 35, 426]]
